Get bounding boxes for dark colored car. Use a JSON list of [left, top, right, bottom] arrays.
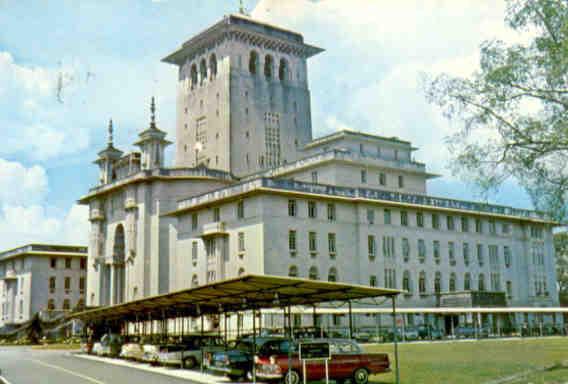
[[417, 325, 443, 340], [455, 326, 489, 339], [206, 336, 285, 381], [255, 338, 390, 384]]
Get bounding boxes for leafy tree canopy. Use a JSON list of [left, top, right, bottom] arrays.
[[426, 0, 568, 220]]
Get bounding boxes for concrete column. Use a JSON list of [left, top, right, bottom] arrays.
[[109, 264, 116, 306]]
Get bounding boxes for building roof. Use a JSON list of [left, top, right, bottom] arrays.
[[69, 274, 401, 322], [0, 244, 87, 261], [304, 130, 417, 151], [162, 14, 324, 65], [167, 177, 555, 224]]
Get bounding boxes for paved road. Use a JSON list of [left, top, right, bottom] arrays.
[[0, 347, 195, 384]]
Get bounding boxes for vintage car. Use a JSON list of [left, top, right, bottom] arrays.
[[255, 338, 390, 384], [96, 333, 124, 357], [119, 336, 145, 361], [157, 335, 225, 369], [205, 336, 285, 380]]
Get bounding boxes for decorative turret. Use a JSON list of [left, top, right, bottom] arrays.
[[134, 97, 172, 170], [94, 119, 123, 185]]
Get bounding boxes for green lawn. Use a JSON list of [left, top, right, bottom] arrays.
[[364, 337, 568, 384]]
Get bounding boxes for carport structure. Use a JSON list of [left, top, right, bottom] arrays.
[[71, 274, 402, 383]]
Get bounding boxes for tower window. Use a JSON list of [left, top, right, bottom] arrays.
[[209, 53, 217, 79], [249, 51, 258, 75], [279, 58, 288, 81], [190, 64, 198, 88], [200, 59, 207, 84], [264, 55, 273, 79]]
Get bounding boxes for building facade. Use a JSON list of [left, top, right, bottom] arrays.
[[81, 13, 563, 333], [0, 244, 87, 330]]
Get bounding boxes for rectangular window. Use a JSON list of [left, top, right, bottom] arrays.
[[432, 214, 440, 229], [237, 201, 245, 220], [448, 241, 456, 266], [328, 233, 336, 258], [80, 258, 86, 270], [369, 275, 377, 287], [506, 281, 512, 298], [192, 213, 198, 230], [368, 235, 376, 260], [461, 217, 469, 232], [384, 209, 391, 225], [308, 201, 317, 218], [49, 277, 56, 293], [433, 240, 440, 264], [79, 277, 85, 293], [367, 209, 375, 224], [502, 222, 511, 234], [477, 244, 484, 266], [65, 258, 72, 269], [463, 242, 470, 266], [398, 175, 404, 188], [400, 211, 408, 226], [489, 220, 496, 234], [416, 212, 424, 227], [50, 258, 57, 269], [213, 207, 221, 222], [491, 273, 501, 291], [475, 218, 483, 233], [238, 232, 245, 253], [418, 239, 426, 263], [384, 269, 396, 289], [379, 173, 386, 186], [504, 246, 511, 268], [489, 245, 499, 265], [382, 236, 395, 259], [402, 238, 410, 262], [327, 203, 336, 221], [288, 200, 297, 217], [311, 171, 318, 184], [361, 169, 367, 183], [308, 231, 317, 254], [287, 230, 297, 252], [446, 216, 455, 231], [64, 277, 71, 291], [192, 241, 198, 263]]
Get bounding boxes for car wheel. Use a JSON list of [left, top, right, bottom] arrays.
[[353, 368, 369, 384], [227, 375, 241, 382], [283, 370, 301, 384], [183, 357, 197, 369]]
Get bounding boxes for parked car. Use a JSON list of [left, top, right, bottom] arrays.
[[206, 336, 285, 380], [97, 333, 124, 357], [417, 325, 443, 340], [158, 335, 225, 369], [454, 326, 490, 339], [255, 338, 390, 384], [403, 327, 419, 341], [119, 336, 144, 361]]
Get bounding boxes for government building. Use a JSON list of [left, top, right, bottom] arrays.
[[80, 13, 563, 335]]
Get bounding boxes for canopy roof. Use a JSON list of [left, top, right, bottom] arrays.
[[70, 274, 401, 323]]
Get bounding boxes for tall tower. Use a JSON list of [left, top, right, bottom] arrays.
[[163, 14, 323, 177]]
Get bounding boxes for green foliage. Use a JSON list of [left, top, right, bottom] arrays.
[[425, 0, 568, 221], [553, 231, 568, 303]]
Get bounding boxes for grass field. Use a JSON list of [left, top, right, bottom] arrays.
[[364, 337, 568, 384]]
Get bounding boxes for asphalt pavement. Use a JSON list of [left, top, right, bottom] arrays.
[[0, 347, 196, 384]]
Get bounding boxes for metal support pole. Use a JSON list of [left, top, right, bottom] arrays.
[[201, 316, 204, 336], [348, 301, 353, 340], [252, 309, 257, 384], [392, 296, 400, 384], [312, 305, 317, 328], [286, 306, 293, 384], [224, 313, 228, 346]]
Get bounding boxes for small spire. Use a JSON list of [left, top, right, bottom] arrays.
[[108, 118, 114, 146], [238, 0, 246, 15], [150, 96, 156, 129]]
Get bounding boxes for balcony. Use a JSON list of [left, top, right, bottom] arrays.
[[201, 222, 228, 238], [89, 208, 105, 221], [1, 269, 17, 280]]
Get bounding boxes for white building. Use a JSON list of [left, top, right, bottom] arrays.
[[80, 13, 563, 333], [0, 244, 87, 331]]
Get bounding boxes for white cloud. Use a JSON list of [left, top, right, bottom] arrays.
[[0, 158, 48, 205]]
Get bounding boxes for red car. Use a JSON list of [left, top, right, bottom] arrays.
[[255, 338, 390, 384]]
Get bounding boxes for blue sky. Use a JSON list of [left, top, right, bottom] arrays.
[[0, 0, 534, 249]]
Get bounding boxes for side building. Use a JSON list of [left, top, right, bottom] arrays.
[[0, 244, 87, 331]]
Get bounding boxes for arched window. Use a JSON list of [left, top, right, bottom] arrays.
[[328, 267, 337, 282], [402, 271, 411, 293], [209, 54, 217, 79], [63, 299, 70, 311], [464, 273, 471, 291], [308, 266, 318, 280], [200, 59, 207, 84], [434, 272, 442, 293], [264, 55, 273, 78], [238, 267, 245, 276], [478, 273, 485, 291], [249, 51, 258, 75], [288, 265, 298, 277], [279, 58, 288, 81], [191, 274, 199, 288], [47, 299, 55, 311], [418, 271, 426, 294], [190, 64, 198, 88], [449, 273, 456, 292]]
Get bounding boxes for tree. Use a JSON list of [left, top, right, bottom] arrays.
[[554, 231, 568, 305], [425, 0, 568, 220]]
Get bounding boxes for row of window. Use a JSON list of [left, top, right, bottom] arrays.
[[248, 51, 289, 81], [50, 257, 86, 270], [186, 54, 218, 89], [48, 276, 85, 294], [358, 169, 405, 188], [47, 298, 84, 311]]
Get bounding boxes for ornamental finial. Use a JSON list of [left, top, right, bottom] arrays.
[[108, 118, 114, 146], [150, 96, 156, 129], [238, 0, 246, 15]]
